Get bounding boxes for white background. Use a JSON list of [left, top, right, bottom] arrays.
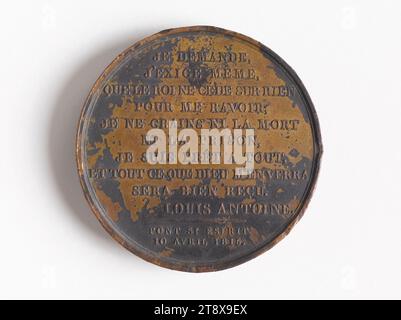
[[1, 0, 400, 299]]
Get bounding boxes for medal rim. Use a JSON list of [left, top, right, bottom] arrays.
[[75, 25, 323, 272]]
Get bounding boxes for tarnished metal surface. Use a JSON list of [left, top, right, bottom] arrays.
[[76, 26, 322, 272]]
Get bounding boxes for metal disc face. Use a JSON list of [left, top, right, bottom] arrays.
[[76, 26, 322, 272]]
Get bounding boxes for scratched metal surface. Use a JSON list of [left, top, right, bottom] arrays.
[[76, 26, 322, 272]]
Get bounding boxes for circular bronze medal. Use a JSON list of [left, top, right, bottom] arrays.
[[76, 26, 322, 272]]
